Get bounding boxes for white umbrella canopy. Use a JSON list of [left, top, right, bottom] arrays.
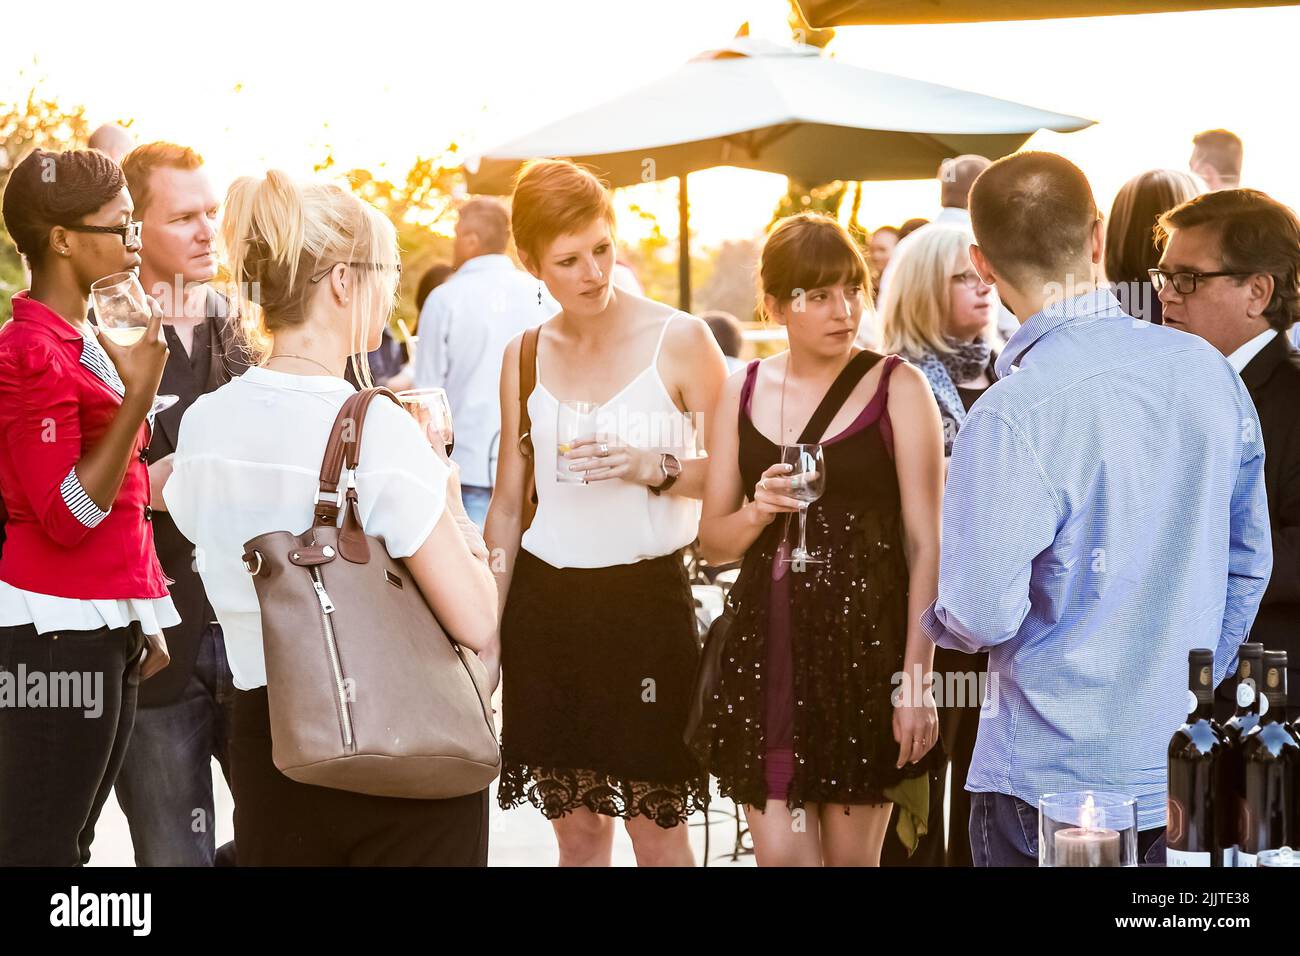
[[466, 37, 1091, 192], [796, 0, 1296, 26], [464, 36, 1094, 308]]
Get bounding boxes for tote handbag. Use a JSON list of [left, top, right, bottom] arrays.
[[240, 387, 500, 799]]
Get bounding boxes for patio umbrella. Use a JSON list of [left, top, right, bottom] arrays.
[[465, 36, 1092, 311], [796, 0, 1296, 26]]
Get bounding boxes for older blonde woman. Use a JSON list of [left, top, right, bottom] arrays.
[[881, 226, 998, 459], [878, 224, 995, 867]]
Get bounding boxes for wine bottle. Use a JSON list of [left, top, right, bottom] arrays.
[[1167, 648, 1223, 867], [1216, 642, 1264, 867], [1238, 651, 1300, 867]]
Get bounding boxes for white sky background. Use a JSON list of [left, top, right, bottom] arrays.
[[4, 1, 1298, 246]]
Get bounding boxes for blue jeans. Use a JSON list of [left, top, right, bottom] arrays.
[[970, 791, 1167, 867], [460, 485, 491, 530], [113, 622, 235, 866]]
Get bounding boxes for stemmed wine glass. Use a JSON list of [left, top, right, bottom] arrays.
[[781, 443, 825, 570], [397, 387, 455, 455], [89, 271, 179, 415]]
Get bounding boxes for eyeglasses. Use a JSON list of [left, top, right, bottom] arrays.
[[64, 220, 143, 247], [310, 261, 403, 284], [1148, 268, 1252, 295], [950, 271, 985, 291]]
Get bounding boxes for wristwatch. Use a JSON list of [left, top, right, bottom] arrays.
[[650, 453, 682, 496]]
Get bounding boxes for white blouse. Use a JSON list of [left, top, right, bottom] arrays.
[[162, 366, 449, 690], [520, 315, 701, 569]]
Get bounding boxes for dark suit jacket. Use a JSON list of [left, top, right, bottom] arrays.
[[1240, 330, 1300, 708], [143, 290, 250, 705]]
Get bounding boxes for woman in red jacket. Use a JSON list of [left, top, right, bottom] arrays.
[[0, 148, 172, 865]]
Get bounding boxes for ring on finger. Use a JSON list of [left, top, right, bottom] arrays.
[[598, 442, 610, 456]]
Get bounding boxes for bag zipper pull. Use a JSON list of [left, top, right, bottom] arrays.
[[313, 579, 336, 614]]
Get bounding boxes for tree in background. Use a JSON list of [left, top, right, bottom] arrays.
[[315, 147, 462, 336], [0, 87, 126, 322]]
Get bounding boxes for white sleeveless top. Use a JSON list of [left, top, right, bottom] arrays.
[[520, 315, 700, 569]]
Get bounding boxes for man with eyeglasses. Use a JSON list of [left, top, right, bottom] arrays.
[[109, 142, 250, 867], [1156, 187, 1300, 715], [920, 152, 1271, 867]]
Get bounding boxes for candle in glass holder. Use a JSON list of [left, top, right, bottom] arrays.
[[1054, 825, 1121, 866], [1053, 794, 1122, 866]]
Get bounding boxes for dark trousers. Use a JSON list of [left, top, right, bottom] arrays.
[[0, 622, 143, 866], [970, 792, 1167, 866], [229, 687, 489, 866], [114, 622, 235, 866]]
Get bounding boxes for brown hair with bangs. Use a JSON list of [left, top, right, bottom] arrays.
[[758, 212, 871, 320], [510, 159, 616, 266]]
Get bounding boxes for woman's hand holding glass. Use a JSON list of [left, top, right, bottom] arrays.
[[748, 462, 806, 526], [564, 435, 659, 485], [96, 289, 169, 407]]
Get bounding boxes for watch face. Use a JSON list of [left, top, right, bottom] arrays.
[[664, 454, 682, 478]]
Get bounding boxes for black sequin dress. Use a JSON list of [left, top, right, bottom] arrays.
[[690, 352, 936, 809]]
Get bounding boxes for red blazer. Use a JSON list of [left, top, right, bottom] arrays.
[[0, 292, 168, 599]]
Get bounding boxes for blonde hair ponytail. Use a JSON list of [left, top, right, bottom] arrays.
[[218, 170, 399, 380]]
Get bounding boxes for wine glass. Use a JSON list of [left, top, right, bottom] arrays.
[[397, 387, 455, 455], [556, 400, 598, 484], [90, 271, 179, 415], [781, 443, 825, 570]]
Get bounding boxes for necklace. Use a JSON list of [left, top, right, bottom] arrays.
[[779, 354, 791, 445], [267, 353, 340, 377]]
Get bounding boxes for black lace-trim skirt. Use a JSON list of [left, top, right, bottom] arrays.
[[498, 549, 709, 828]]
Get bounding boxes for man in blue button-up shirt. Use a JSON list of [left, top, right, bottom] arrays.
[[920, 152, 1271, 866]]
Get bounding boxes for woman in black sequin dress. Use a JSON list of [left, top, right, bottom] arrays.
[[693, 213, 945, 866]]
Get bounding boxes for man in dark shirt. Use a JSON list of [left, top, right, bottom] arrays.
[[1156, 188, 1300, 713], [111, 142, 249, 865]]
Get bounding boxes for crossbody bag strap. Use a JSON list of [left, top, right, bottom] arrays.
[[797, 350, 880, 444]]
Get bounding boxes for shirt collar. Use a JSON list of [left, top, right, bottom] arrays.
[[995, 288, 1122, 378], [933, 207, 971, 226], [453, 254, 517, 277], [1226, 328, 1278, 374], [241, 364, 355, 393], [10, 290, 86, 343]]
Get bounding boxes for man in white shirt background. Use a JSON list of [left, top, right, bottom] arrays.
[[412, 197, 554, 527]]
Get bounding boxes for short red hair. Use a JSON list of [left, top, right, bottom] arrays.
[[510, 159, 615, 264], [120, 141, 204, 217]]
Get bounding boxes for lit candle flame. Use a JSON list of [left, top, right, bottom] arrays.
[[1080, 794, 1097, 831]]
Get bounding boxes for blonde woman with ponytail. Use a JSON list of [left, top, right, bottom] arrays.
[[162, 171, 498, 866]]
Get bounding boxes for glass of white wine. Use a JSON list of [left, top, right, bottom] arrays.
[[780, 443, 826, 570], [556, 400, 598, 484], [397, 387, 454, 456], [90, 271, 178, 415]]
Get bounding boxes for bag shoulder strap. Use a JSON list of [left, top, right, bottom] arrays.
[[798, 350, 881, 445], [516, 327, 541, 533], [314, 387, 401, 562], [517, 327, 540, 458]]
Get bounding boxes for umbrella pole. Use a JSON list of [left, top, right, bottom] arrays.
[[678, 174, 691, 314]]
